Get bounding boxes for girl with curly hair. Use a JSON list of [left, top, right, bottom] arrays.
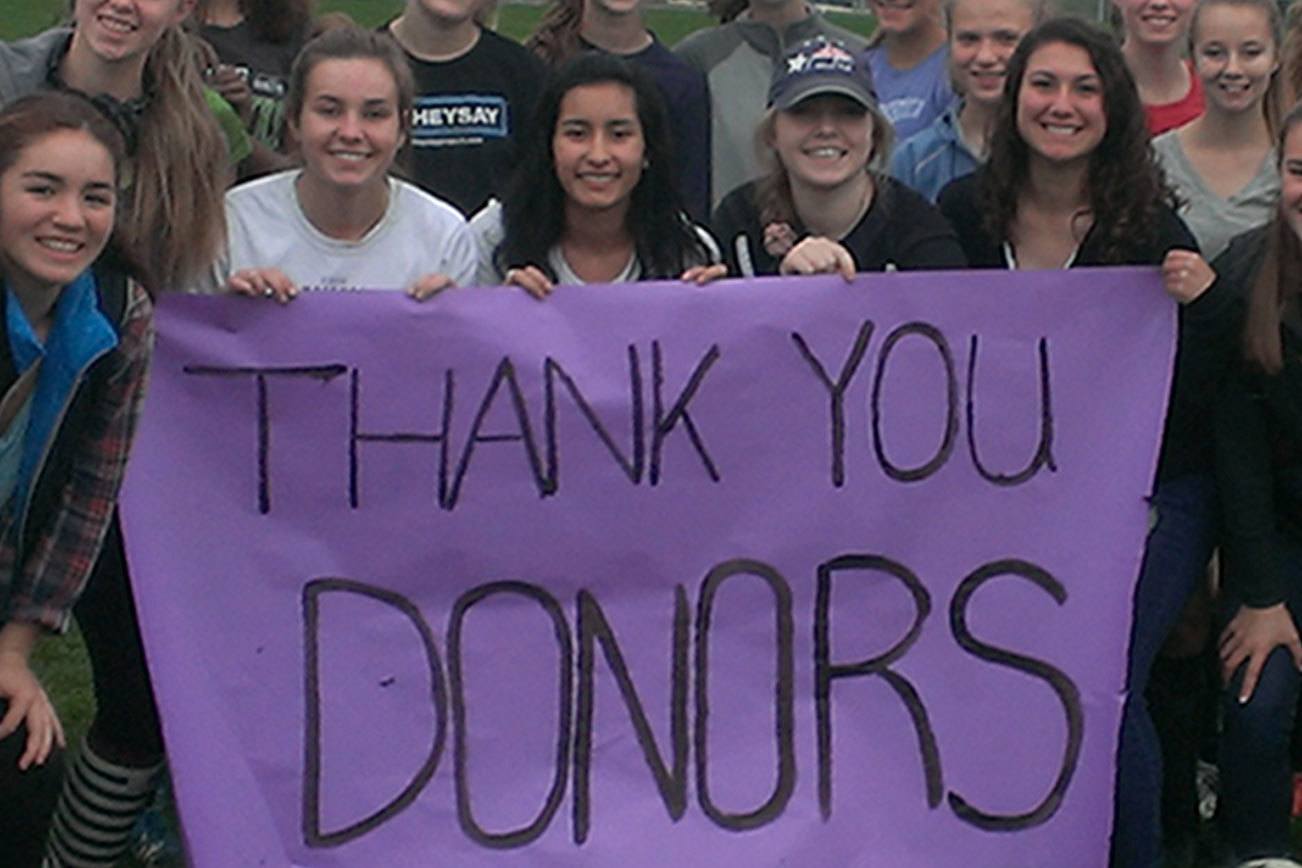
[[471, 53, 722, 297], [937, 17, 1238, 868]]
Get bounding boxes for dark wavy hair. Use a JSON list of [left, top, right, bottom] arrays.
[[979, 16, 1177, 263], [1242, 101, 1302, 373], [495, 53, 708, 281], [194, 0, 314, 44]]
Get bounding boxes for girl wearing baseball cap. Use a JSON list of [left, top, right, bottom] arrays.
[[711, 36, 966, 280]]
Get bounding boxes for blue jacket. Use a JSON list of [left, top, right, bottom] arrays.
[[890, 100, 980, 203]]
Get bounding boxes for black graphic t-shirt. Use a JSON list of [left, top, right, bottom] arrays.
[[201, 20, 305, 150], [392, 27, 545, 217]]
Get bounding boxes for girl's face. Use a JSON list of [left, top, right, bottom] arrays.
[[552, 81, 646, 215], [1192, 3, 1278, 115], [1281, 122, 1302, 242], [74, 0, 194, 65], [949, 0, 1037, 107], [293, 58, 405, 194], [1016, 41, 1107, 168], [869, 0, 940, 37], [0, 129, 116, 298], [1112, 0, 1195, 48], [771, 95, 874, 192]]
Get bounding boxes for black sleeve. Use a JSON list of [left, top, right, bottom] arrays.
[[1153, 204, 1199, 256], [889, 181, 967, 270], [673, 66, 712, 224], [709, 185, 772, 277], [936, 173, 1002, 268], [1217, 372, 1288, 607]]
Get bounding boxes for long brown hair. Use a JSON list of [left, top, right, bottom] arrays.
[[527, 0, 585, 65], [128, 25, 228, 292], [980, 17, 1177, 263], [1242, 101, 1302, 373]]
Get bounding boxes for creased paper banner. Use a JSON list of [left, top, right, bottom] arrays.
[[121, 270, 1174, 868]]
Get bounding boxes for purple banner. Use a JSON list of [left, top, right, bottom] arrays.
[[121, 270, 1174, 868]]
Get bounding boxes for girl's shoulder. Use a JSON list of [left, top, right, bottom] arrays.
[[391, 177, 469, 228], [0, 28, 70, 103]]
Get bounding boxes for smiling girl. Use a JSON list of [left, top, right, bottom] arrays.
[[1153, 0, 1284, 258], [0, 0, 227, 292], [936, 18, 1238, 868], [713, 36, 964, 278], [473, 53, 721, 297], [0, 91, 152, 868], [891, 0, 1046, 201], [205, 26, 476, 300]]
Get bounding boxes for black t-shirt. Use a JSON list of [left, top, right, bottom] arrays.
[[710, 175, 967, 276], [201, 20, 304, 149], [389, 27, 545, 217]]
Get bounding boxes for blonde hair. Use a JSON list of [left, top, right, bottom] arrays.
[[130, 27, 228, 291]]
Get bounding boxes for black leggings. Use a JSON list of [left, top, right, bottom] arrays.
[[0, 703, 64, 868], [72, 512, 164, 767]]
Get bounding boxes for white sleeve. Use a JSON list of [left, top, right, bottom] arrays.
[[467, 200, 507, 287], [443, 219, 479, 291]]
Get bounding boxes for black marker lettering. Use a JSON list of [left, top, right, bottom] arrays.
[[694, 559, 795, 830], [870, 324, 958, 482], [947, 559, 1083, 831], [183, 364, 347, 513], [813, 554, 942, 819], [650, 341, 722, 485], [791, 321, 876, 487], [544, 348, 645, 489], [448, 581, 572, 848], [965, 337, 1058, 486], [572, 586, 689, 843], [447, 357, 552, 510], [350, 367, 454, 509], [301, 578, 446, 847]]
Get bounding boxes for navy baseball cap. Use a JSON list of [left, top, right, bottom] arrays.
[[767, 37, 878, 111]]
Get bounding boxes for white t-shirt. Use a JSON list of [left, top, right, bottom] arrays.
[[196, 170, 478, 293], [468, 199, 720, 287]]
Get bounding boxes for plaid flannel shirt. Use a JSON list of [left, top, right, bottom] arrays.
[[0, 279, 154, 632]]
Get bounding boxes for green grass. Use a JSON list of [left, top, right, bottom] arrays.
[[0, 1, 876, 43]]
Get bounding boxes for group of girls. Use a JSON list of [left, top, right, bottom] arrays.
[[0, 2, 1301, 868]]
